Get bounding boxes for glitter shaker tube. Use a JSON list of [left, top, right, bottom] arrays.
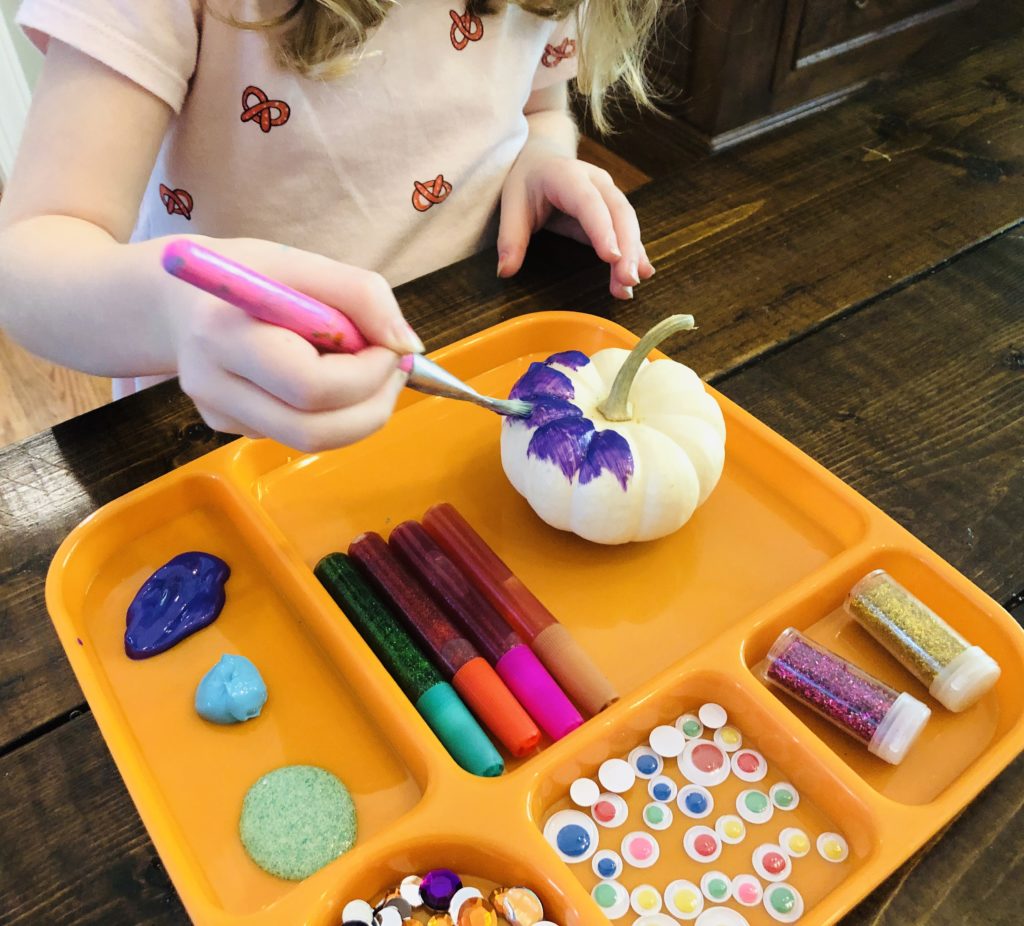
[[422, 503, 618, 716], [845, 569, 1001, 712], [762, 628, 930, 765], [314, 553, 504, 777], [348, 531, 541, 756], [389, 521, 584, 741]]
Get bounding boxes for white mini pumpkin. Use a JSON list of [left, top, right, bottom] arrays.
[[501, 316, 725, 544]]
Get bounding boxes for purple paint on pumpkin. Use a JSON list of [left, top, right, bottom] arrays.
[[579, 429, 634, 490], [509, 362, 575, 402], [544, 350, 591, 370], [516, 396, 583, 429], [528, 417, 595, 479]]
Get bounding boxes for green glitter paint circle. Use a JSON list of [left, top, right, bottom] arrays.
[[682, 719, 701, 736], [645, 805, 665, 824], [744, 791, 769, 813], [708, 878, 728, 900], [239, 765, 356, 880], [770, 887, 796, 914], [775, 788, 794, 807], [594, 884, 617, 907]]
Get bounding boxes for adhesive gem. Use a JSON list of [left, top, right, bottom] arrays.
[[713, 725, 743, 752], [421, 870, 463, 910], [763, 883, 804, 923], [591, 792, 629, 828], [642, 801, 673, 831], [752, 844, 792, 882], [683, 825, 722, 863], [647, 775, 678, 803], [621, 831, 660, 868], [730, 749, 767, 783], [427, 915, 454, 926], [698, 703, 728, 729], [676, 713, 704, 739], [664, 879, 704, 920], [449, 888, 484, 923], [495, 887, 543, 926], [377, 902, 409, 926], [817, 832, 849, 863], [570, 777, 601, 807], [343, 900, 375, 925], [400, 876, 424, 907], [769, 783, 799, 811], [456, 897, 498, 926], [678, 739, 731, 787], [731, 875, 763, 907], [715, 814, 747, 844], [699, 872, 732, 903], [677, 784, 714, 819], [778, 827, 811, 858], [593, 849, 624, 880], [650, 724, 686, 758], [630, 884, 663, 915], [599, 758, 636, 794], [592, 880, 630, 919], [628, 746, 664, 779], [542, 810, 598, 863]]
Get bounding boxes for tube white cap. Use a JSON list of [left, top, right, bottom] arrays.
[[868, 692, 931, 764], [929, 645, 1001, 712]]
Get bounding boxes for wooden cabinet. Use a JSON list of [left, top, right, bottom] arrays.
[[653, 0, 978, 150]]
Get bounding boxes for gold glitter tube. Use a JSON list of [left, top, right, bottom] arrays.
[[844, 569, 1001, 712]]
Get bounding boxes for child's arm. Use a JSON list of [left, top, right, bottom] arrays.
[[0, 41, 419, 451], [496, 83, 654, 299]]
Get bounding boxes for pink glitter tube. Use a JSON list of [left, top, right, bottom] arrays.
[[761, 628, 931, 765]]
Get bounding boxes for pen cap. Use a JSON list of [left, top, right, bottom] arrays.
[[416, 682, 505, 777], [452, 657, 541, 757], [532, 623, 618, 716], [496, 645, 583, 741]]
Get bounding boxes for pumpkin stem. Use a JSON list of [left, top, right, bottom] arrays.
[[597, 314, 696, 421]]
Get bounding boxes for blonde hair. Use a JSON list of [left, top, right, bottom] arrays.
[[228, 0, 662, 132]]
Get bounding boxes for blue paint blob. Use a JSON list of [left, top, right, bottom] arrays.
[[685, 791, 709, 814], [597, 857, 617, 877], [544, 350, 591, 370], [652, 782, 672, 801], [637, 754, 659, 775], [125, 552, 230, 658], [195, 654, 267, 724], [556, 824, 591, 858]]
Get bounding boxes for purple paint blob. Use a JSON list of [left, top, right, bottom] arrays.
[[528, 417, 594, 479], [579, 429, 634, 490], [509, 362, 575, 402], [125, 552, 230, 659], [545, 350, 591, 370]]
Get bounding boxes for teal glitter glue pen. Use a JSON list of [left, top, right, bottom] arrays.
[[314, 553, 504, 777]]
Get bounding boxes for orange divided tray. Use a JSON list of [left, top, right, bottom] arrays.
[[46, 312, 1024, 926]]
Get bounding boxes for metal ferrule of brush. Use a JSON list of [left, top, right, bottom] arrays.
[[404, 355, 532, 417]]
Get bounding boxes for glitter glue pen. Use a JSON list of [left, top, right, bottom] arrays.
[[761, 628, 931, 765], [845, 569, 1001, 712], [314, 552, 504, 777], [422, 503, 618, 716], [389, 521, 584, 741], [348, 532, 541, 756]]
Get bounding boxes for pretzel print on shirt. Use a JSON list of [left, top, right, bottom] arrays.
[[240, 85, 291, 133], [541, 37, 577, 67], [159, 184, 193, 220], [449, 8, 484, 50], [412, 175, 452, 212]]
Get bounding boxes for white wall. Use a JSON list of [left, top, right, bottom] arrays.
[[0, 1, 37, 184], [1, 0, 40, 85]]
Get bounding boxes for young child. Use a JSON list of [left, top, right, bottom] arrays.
[[0, 0, 658, 451]]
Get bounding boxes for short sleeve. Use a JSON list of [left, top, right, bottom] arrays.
[[530, 12, 579, 92], [16, 0, 200, 112]]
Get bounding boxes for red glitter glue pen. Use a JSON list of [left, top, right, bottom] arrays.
[[349, 532, 541, 756], [390, 521, 584, 741]]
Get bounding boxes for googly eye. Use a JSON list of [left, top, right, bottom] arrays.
[[677, 784, 714, 819], [682, 825, 722, 863], [678, 739, 731, 787], [375, 905, 404, 926], [778, 827, 810, 858], [628, 746, 664, 779], [621, 831, 661, 868], [715, 814, 747, 845], [593, 849, 624, 880], [675, 713, 704, 739], [698, 702, 728, 729], [343, 900, 375, 925], [699, 871, 732, 904], [752, 844, 792, 882], [591, 792, 629, 828], [763, 883, 805, 923], [693, 909, 751, 926], [731, 749, 768, 782], [817, 832, 849, 863], [641, 801, 673, 831], [663, 880, 704, 920], [713, 725, 743, 752], [598, 758, 636, 794], [569, 777, 600, 807], [731, 874, 763, 907], [542, 809, 598, 863], [736, 789, 774, 825], [649, 724, 686, 758], [633, 916, 680, 926], [591, 880, 630, 919], [769, 782, 799, 811], [630, 884, 663, 916], [647, 775, 677, 803]]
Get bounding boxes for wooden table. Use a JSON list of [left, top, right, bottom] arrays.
[[2, 9, 1022, 924]]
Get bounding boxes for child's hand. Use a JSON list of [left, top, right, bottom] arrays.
[[497, 152, 655, 300], [163, 237, 422, 453]]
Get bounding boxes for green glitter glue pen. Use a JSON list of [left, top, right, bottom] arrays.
[[314, 552, 504, 777]]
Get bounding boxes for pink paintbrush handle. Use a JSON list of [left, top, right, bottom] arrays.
[[161, 239, 375, 355]]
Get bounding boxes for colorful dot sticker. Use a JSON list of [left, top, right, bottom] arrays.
[[778, 827, 811, 858], [621, 831, 661, 868], [694, 910, 750, 926], [591, 792, 629, 828], [752, 843, 793, 882], [630, 884, 663, 916], [643, 801, 674, 831], [648, 775, 678, 804], [664, 879, 704, 920], [769, 782, 799, 811], [698, 702, 728, 729], [343, 900, 375, 925], [449, 887, 484, 922], [400, 876, 424, 907], [763, 883, 804, 923], [678, 784, 714, 819], [591, 880, 630, 919], [599, 758, 637, 794], [543, 809, 598, 863], [675, 713, 704, 739], [628, 746, 664, 779], [699, 871, 732, 903], [570, 777, 600, 808], [593, 849, 624, 880], [731, 749, 768, 783], [678, 739, 731, 787], [817, 832, 849, 863], [649, 724, 686, 758], [713, 725, 743, 752], [715, 814, 747, 845], [683, 825, 722, 863], [737, 789, 774, 825], [731, 875, 763, 907]]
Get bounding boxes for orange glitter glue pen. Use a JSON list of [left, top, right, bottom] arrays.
[[423, 503, 618, 716], [349, 532, 541, 756]]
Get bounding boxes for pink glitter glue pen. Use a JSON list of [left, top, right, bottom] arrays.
[[390, 521, 584, 741], [762, 628, 930, 765]]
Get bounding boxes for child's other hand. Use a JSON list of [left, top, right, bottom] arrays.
[[497, 154, 655, 300], [163, 237, 421, 453]]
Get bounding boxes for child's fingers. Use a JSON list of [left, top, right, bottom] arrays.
[[590, 173, 644, 293], [496, 183, 532, 278], [545, 171, 621, 265]]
